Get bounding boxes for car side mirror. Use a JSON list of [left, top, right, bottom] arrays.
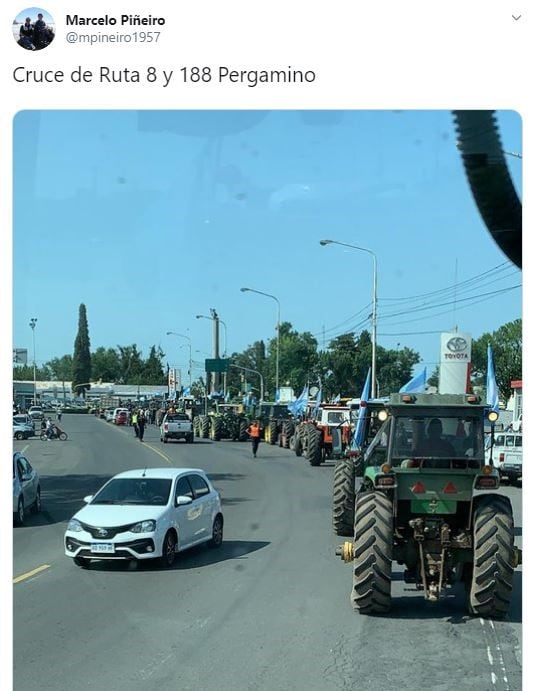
[[176, 495, 193, 506], [83, 495, 93, 504]]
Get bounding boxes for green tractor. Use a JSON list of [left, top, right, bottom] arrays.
[[254, 403, 294, 445], [335, 393, 521, 617], [198, 403, 249, 441]]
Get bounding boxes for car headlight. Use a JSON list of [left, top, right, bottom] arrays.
[[130, 520, 156, 533], [67, 518, 83, 532]]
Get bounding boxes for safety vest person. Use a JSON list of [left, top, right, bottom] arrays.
[[248, 421, 261, 458]]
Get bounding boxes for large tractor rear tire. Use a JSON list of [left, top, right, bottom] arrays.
[[333, 457, 355, 536], [294, 432, 302, 456], [193, 417, 201, 437], [200, 416, 210, 438], [468, 494, 515, 619], [239, 418, 249, 441], [352, 491, 393, 614], [268, 420, 278, 445], [282, 421, 294, 449], [210, 416, 223, 441], [307, 426, 323, 466]]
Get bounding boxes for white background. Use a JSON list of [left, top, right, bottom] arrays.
[[1, 0, 532, 686]]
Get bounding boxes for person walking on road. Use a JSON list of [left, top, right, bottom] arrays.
[[132, 409, 139, 438], [138, 410, 146, 442], [248, 420, 261, 458], [57, 409, 62, 423]]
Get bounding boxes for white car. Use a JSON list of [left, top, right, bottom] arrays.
[[65, 468, 223, 568], [13, 452, 41, 525], [28, 406, 44, 421]]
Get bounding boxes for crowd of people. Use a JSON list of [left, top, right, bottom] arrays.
[[18, 13, 55, 50]]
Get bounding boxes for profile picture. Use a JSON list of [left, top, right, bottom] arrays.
[[13, 7, 55, 51]]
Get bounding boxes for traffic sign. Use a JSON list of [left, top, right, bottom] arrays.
[[205, 358, 230, 373]]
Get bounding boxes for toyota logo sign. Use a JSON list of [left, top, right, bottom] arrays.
[[446, 336, 467, 353]]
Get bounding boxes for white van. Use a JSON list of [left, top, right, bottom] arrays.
[[492, 431, 522, 483]]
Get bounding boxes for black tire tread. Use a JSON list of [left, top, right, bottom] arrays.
[[352, 491, 393, 614], [468, 494, 515, 618], [333, 457, 355, 536]]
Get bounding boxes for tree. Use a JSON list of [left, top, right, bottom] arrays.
[[46, 355, 73, 382], [266, 322, 319, 396], [91, 348, 121, 383], [72, 304, 91, 396], [13, 364, 51, 381], [143, 346, 166, 385], [470, 319, 522, 403], [117, 344, 144, 384]]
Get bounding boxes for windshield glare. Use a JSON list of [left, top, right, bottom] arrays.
[[92, 478, 172, 505]]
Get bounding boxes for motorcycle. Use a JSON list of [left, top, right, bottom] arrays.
[[40, 425, 68, 441]]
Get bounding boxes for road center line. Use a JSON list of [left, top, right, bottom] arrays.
[[13, 564, 51, 584], [143, 443, 171, 464], [21, 443, 29, 454]]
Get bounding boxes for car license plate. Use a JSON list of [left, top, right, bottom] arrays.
[[90, 543, 115, 553]]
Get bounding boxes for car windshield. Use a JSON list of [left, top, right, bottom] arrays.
[[166, 413, 189, 421], [91, 478, 172, 505], [392, 415, 485, 460]]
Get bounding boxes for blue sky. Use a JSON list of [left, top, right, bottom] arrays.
[[12, 110, 522, 382]]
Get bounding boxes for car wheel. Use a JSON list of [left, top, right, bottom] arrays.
[[160, 531, 177, 567], [73, 556, 90, 568], [15, 498, 25, 526], [15, 431, 24, 440], [209, 515, 224, 548], [31, 488, 42, 514]]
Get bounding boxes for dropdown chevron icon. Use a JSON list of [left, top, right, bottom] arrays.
[[512, 14, 522, 20]]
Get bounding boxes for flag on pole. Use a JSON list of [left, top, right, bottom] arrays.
[[399, 367, 427, 394], [312, 386, 322, 417], [486, 343, 500, 413], [288, 384, 309, 416], [352, 368, 371, 448]]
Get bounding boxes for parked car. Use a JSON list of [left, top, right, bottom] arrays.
[[115, 410, 128, 425], [28, 406, 44, 421], [65, 467, 223, 568], [13, 421, 34, 440], [13, 414, 35, 433], [492, 431, 523, 484], [13, 452, 41, 525]]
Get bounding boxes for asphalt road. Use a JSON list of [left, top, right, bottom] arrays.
[[12, 415, 522, 691]]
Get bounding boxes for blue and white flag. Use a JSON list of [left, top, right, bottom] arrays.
[[399, 367, 427, 394], [352, 368, 371, 448], [288, 384, 309, 416], [332, 393, 341, 404], [275, 388, 281, 403], [312, 386, 322, 417], [486, 343, 500, 413], [182, 386, 191, 396]]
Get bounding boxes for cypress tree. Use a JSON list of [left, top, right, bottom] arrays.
[[72, 304, 92, 397]]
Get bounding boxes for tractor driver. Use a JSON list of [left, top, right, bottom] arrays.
[[414, 418, 455, 457]]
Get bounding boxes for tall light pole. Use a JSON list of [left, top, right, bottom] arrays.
[[320, 239, 378, 398], [196, 314, 228, 356], [197, 313, 229, 397], [166, 331, 192, 388], [230, 364, 264, 402], [29, 318, 37, 405], [240, 287, 280, 400]]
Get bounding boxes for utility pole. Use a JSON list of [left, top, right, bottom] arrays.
[[210, 308, 221, 394]]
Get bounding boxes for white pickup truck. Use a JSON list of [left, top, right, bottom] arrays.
[[160, 412, 194, 444], [492, 431, 522, 484]]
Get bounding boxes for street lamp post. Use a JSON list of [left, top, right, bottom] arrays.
[[197, 313, 229, 397], [166, 331, 192, 388], [240, 287, 280, 399], [320, 239, 378, 398], [29, 318, 37, 405], [230, 364, 264, 402]]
